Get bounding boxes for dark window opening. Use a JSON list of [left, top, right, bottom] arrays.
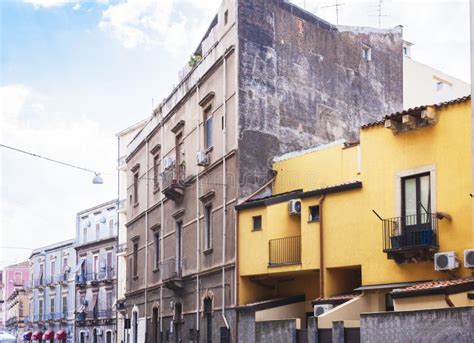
[[309, 205, 320, 222], [224, 10, 228, 25], [204, 205, 213, 250], [252, 216, 262, 231], [204, 298, 213, 343], [133, 242, 138, 277], [204, 106, 213, 149], [153, 155, 160, 189], [133, 172, 139, 204], [154, 232, 160, 269]]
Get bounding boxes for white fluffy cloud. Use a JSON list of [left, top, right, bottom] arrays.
[[0, 85, 116, 268], [99, 0, 220, 51], [24, 0, 108, 9]]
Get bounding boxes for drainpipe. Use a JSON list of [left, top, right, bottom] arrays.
[[196, 84, 201, 340], [221, 54, 230, 331], [116, 134, 120, 343], [319, 195, 326, 299], [159, 113, 164, 341], [144, 139, 149, 341]]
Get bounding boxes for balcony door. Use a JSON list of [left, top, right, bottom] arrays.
[[176, 221, 183, 277], [401, 173, 431, 244]]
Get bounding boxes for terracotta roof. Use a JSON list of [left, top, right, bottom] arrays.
[[391, 277, 474, 299], [312, 293, 360, 305], [361, 95, 471, 129], [236, 294, 305, 312]]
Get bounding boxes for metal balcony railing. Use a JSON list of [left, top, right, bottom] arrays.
[[46, 312, 56, 321], [34, 278, 45, 287], [98, 309, 113, 318], [382, 213, 439, 252], [98, 268, 115, 281], [76, 273, 87, 285], [269, 236, 301, 266], [34, 313, 44, 322], [161, 257, 183, 281], [162, 165, 185, 190]]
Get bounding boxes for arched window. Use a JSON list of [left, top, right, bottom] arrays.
[[152, 307, 160, 343], [173, 303, 182, 343], [133, 311, 138, 343], [204, 298, 213, 343]]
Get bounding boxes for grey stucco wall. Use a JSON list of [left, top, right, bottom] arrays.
[[255, 319, 297, 343], [361, 307, 474, 343], [237, 0, 403, 197]]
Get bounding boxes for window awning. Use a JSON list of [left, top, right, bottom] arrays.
[[55, 330, 67, 340], [32, 331, 43, 340], [72, 258, 86, 274], [43, 330, 54, 340], [22, 331, 32, 340]]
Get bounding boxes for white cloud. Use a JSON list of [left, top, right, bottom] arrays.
[[24, 0, 108, 9], [99, 0, 221, 52], [24, 0, 75, 8], [0, 84, 116, 268]]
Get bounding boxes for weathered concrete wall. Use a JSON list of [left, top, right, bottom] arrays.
[[255, 319, 297, 343], [361, 307, 474, 343], [237, 0, 403, 196]]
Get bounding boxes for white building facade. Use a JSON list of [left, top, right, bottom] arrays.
[[74, 200, 117, 343], [116, 120, 147, 343], [403, 41, 470, 109], [28, 239, 76, 342]]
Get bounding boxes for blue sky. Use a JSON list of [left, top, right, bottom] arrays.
[[0, 0, 471, 268]]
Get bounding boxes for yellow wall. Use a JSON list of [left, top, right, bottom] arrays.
[[238, 100, 473, 307], [394, 292, 474, 311]]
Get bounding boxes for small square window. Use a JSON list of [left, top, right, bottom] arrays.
[[309, 206, 320, 222], [252, 216, 262, 231], [362, 46, 372, 61]]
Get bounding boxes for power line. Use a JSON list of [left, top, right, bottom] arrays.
[[0, 143, 101, 176]]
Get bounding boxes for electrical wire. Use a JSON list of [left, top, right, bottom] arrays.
[[0, 143, 100, 175]]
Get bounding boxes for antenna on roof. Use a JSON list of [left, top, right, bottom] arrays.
[[320, 0, 345, 25], [368, 0, 388, 28]]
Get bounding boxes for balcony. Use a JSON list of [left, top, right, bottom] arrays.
[[98, 268, 115, 283], [269, 236, 301, 267], [34, 313, 44, 322], [46, 275, 57, 287], [34, 278, 45, 289], [55, 312, 68, 321], [75, 274, 87, 287], [98, 309, 113, 319], [161, 165, 185, 201], [161, 257, 183, 291], [57, 272, 69, 285], [46, 312, 56, 321], [382, 213, 439, 263]]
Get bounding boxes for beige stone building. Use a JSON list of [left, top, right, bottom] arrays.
[[123, 0, 404, 342]]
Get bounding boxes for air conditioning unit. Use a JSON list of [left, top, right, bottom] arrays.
[[288, 199, 302, 215], [313, 304, 333, 317], [464, 249, 474, 268], [163, 157, 174, 170], [196, 151, 209, 166], [434, 252, 459, 271]]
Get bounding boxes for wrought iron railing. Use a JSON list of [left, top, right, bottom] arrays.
[[76, 273, 87, 284], [98, 309, 113, 318], [162, 164, 185, 191], [34, 277, 45, 287], [382, 213, 439, 251], [98, 268, 115, 280], [161, 257, 183, 281], [46, 312, 56, 320], [34, 313, 43, 321], [269, 235, 301, 266]]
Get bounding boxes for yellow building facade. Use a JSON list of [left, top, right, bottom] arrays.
[[237, 96, 474, 328]]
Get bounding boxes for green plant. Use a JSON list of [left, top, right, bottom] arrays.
[[188, 54, 202, 67]]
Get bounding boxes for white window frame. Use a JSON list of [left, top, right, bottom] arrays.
[[395, 164, 436, 218]]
